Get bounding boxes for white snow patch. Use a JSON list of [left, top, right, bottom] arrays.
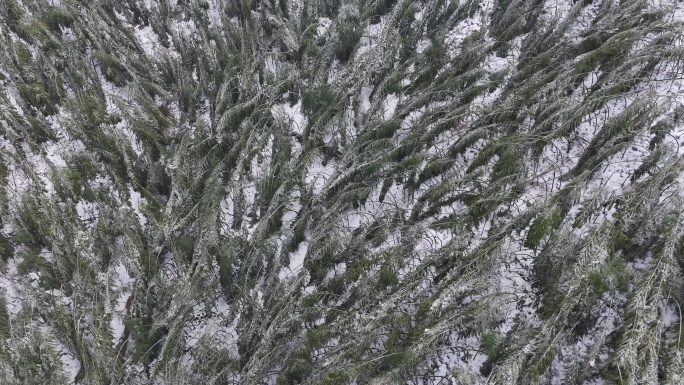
[[110, 261, 134, 347], [426, 333, 487, 379], [396, 108, 425, 143], [0, 260, 22, 314], [328, 59, 342, 84], [271, 100, 307, 136], [56, 342, 81, 382], [20, 142, 58, 196], [279, 240, 309, 280], [317, 17, 332, 37], [356, 18, 385, 57], [220, 191, 235, 234], [541, 0, 574, 23], [483, 52, 511, 74], [565, 1, 602, 43], [282, 189, 302, 228], [170, 19, 200, 40], [265, 55, 279, 75], [91, 174, 121, 204], [342, 204, 376, 232], [115, 118, 144, 157], [2, 80, 25, 116], [445, 13, 484, 60], [184, 300, 240, 359], [44, 147, 65, 168], [497, 235, 539, 335], [674, 1, 684, 21], [399, 227, 454, 278], [60, 26, 77, 42], [416, 37, 431, 55], [133, 25, 163, 57], [383, 94, 399, 120], [128, 185, 148, 227], [305, 155, 336, 195], [242, 183, 257, 238], [360, 86, 373, 113], [76, 199, 99, 224], [206, 0, 224, 28], [7, 162, 32, 200], [415, 228, 453, 255]]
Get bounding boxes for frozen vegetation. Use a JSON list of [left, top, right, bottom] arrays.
[[0, 0, 683, 384]]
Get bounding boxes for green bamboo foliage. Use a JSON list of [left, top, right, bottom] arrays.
[[0, 0, 682, 384]]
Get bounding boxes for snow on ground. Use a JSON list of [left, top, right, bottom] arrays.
[[356, 18, 386, 57], [584, 130, 650, 198], [445, 6, 486, 60], [55, 338, 81, 383], [60, 26, 77, 42], [242, 183, 258, 239], [382, 93, 399, 120], [279, 240, 309, 280], [552, 292, 624, 384], [45, 115, 86, 159], [414, 227, 453, 257], [133, 25, 163, 57], [516, 168, 562, 215], [184, 297, 240, 356], [305, 155, 336, 195], [341, 100, 357, 145], [583, 70, 602, 92], [255, 135, 273, 179], [6, 160, 32, 204], [541, 0, 574, 23], [472, 34, 524, 109], [425, 124, 465, 157], [482, 52, 509, 74], [654, 59, 684, 156], [112, 111, 144, 157], [271, 100, 307, 136], [317, 17, 332, 37], [243, 183, 256, 213], [327, 59, 342, 84], [560, 95, 632, 178], [264, 54, 278, 75], [110, 260, 134, 347], [169, 19, 201, 41], [547, 92, 651, 228], [282, 189, 301, 228], [94, 57, 148, 158], [220, 191, 235, 234], [466, 217, 494, 253], [396, 108, 425, 143], [76, 199, 99, 224], [360, 86, 373, 113], [0, 260, 22, 314], [438, 334, 488, 379], [564, 0, 602, 43], [127, 185, 148, 227], [497, 235, 539, 335], [399, 226, 454, 279], [22, 143, 57, 196], [197, 98, 212, 135], [91, 174, 121, 205], [416, 37, 431, 55], [675, 0, 684, 21], [2, 81, 25, 117], [206, 0, 224, 28], [114, 8, 181, 59]]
